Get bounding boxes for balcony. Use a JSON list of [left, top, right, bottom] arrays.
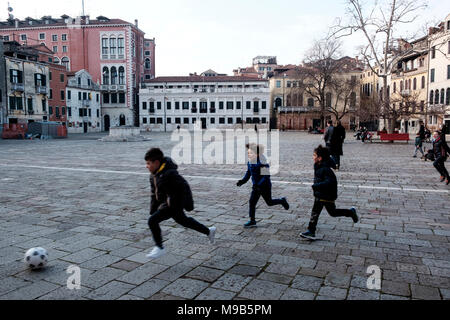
[[101, 84, 126, 92], [35, 86, 48, 95], [11, 83, 24, 92], [209, 107, 216, 113], [191, 107, 198, 113], [200, 108, 208, 114]]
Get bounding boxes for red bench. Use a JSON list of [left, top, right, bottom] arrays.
[[379, 133, 410, 143]]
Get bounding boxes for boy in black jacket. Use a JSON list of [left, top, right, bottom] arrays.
[[301, 145, 359, 240], [145, 148, 216, 259]]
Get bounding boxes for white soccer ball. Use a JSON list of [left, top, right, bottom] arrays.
[[24, 247, 48, 270]]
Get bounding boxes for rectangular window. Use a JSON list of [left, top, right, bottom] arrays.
[[67, 90, 71, 100], [142, 117, 148, 124], [219, 118, 225, 124], [60, 90, 65, 100], [118, 38, 124, 55], [431, 46, 436, 59], [42, 99, 46, 112], [60, 73, 64, 83], [175, 118, 181, 124], [52, 35, 58, 41], [3, 35, 9, 41], [62, 46, 67, 53], [62, 34, 67, 41], [27, 98, 33, 112], [68, 107, 71, 117], [276, 80, 281, 88], [228, 118, 233, 124], [167, 102, 172, 110], [262, 101, 267, 109], [56, 107, 60, 118], [102, 38, 109, 55], [97, 109, 99, 118], [236, 101, 241, 109], [49, 89, 53, 100], [49, 106, 53, 115], [83, 92, 87, 100], [103, 93, 110, 104], [39, 33, 45, 40], [448, 65, 450, 80], [111, 93, 118, 104], [78, 92, 82, 100], [150, 118, 156, 124], [219, 101, 224, 109], [110, 38, 117, 55], [167, 118, 172, 124], [431, 69, 435, 83], [10, 69, 23, 83], [150, 101, 155, 112], [143, 102, 147, 110], [184, 118, 189, 124], [227, 101, 234, 110], [79, 109, 83, 117], [88, 109, 92, 117], [157, 102, 162, 109], [182, 102, 189, 110], [175, 101, 180, 110], [97, 94, 99, 102], [119, 93, 125, 103], [53, 46, 58, 53], [210, 118, 215, 124], [21, 34, 27, 41], [62, 107, 66, 116], [246, 101, 251, 109]]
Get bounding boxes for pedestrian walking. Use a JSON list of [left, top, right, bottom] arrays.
[[334, 121, 346, 170], [431, 131, 450, 185], [236, 143, 290, 228], [145, 148, 216, 259], [324, 120, 339, 169], [413, 120, 425, 158], [300, 145, 359, 240]]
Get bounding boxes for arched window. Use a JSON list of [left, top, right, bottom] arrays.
[[441, 89, 445, 104], [53, 57, 60, 64], [103, 67, 109, 85], [61, 57, 70, 70], [110, 37, 117, 55], [145, 58, 151, 70], [430, 90, 434, 105], [413, 78, 417, 90], [307, 98, 314, 107], [446, 88, 450, 106], [102, 37, 109, 55], [435, 89, 439, 104], [421, 76, 425, 89], [117, 37, 124, 56], [111, 67, 118, 85], [118, 67, 125, 85]]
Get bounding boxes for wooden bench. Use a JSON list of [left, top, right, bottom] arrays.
[[379, 133, 410, 143]]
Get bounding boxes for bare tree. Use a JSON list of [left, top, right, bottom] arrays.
[[330, 0, 428, 132], [301, 38, 345, 128], [328, 74, 359, 122]]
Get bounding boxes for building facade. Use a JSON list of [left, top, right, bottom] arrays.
[[428, 14, 450, 133], [66, 70, 102, 133], [3, 41, 49, 124], [0, 15, 155, 129], [139, 75, 270, 131], [0, 41, 6, 129]]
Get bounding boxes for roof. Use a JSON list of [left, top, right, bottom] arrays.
[[146, 76, 268, 83], [0, 17, 139, 30]]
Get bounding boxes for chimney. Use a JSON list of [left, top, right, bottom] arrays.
[[15, 19, 19, 28], [135, 19, 138, 28]]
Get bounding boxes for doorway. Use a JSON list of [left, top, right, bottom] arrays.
[[104, 115, 110, 132], [83, 122, 88, 133], [119, 114, 126, 126]]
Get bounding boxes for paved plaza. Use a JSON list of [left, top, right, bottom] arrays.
[[0, 131, 449, 300]]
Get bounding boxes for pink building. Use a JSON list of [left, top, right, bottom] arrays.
[[0, 15, 156, 128]]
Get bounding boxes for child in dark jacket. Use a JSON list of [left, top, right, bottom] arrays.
[[237, 143, 289, 228], [301, 145, 359, 240]]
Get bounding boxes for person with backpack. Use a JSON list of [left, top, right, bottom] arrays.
[[432, 131, 450, 185], [145, 148, 216, 259], [300, 145, 359, 240], [236, 143, 289, 228]]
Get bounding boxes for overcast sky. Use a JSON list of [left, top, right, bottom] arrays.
[[3, 0, 448, 76]]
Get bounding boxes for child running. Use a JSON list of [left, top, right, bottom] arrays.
[[301, 145, 359, 240], [145, 148, 216, 259], [236, 143, 289, 228]]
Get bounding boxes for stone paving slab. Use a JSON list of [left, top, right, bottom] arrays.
[[0, 132, 449, 300]]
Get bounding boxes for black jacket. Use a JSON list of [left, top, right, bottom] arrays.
[[433, 137, 449, 161], [312, 161, 338, 201], [334, 124, 346, 155], [324, 125, 342, 155], [150, 157, 194, 215], [417, 125, 425, 140]]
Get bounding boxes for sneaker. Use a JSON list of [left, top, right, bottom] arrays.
[[208, 226, 216, 244], [146, 246, 166, 259], [350, 207, 359, 223], [300, 230, 316, 240], [244, 220, 257, 228], [412, 155, 417, 158], [440, 176, 445, 182], [281, 197, 290, 210]]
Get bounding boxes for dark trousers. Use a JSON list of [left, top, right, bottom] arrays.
[[308, 198, 353, 233], [249, 186, 284, 221], [433, 158, 450, 179], [148, 209, 209, 248], [331, 154, 340, 167]]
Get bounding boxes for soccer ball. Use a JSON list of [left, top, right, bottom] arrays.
[[24, 247, 48, 270]]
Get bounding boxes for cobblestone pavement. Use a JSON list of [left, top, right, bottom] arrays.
[[0, 131, 449, 300]]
